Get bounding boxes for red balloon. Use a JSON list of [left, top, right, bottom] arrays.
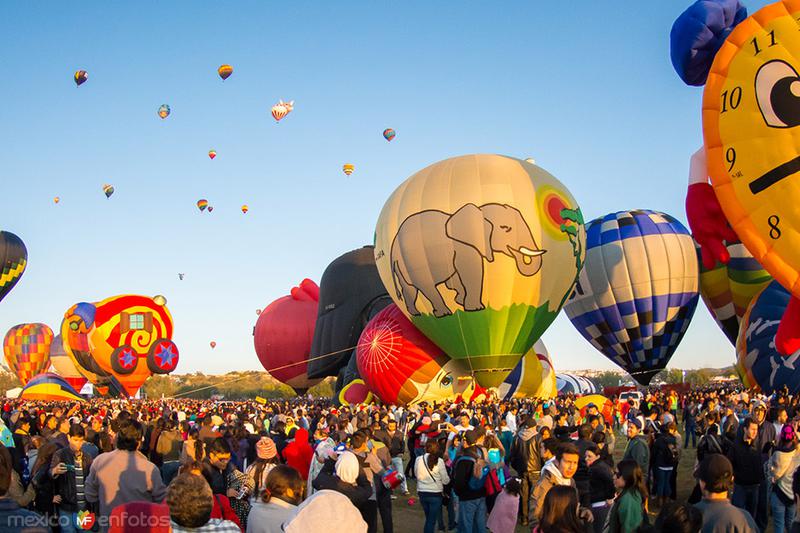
[[254, 279, 321, 392]]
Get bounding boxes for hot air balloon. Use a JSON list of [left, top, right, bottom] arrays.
[[3, 324, 53, 386], [374, 154, 585, 387], [563, 210, 699, 385], [49, 334, 88, 393], [254, 279, 321, 393], [178, 273, 184, 281], [210, 341, 216, 349], [74, 70, 88, 87], [54, 197, 60, 204], [383, 129, 396, 142], [342, 164, 355, 176], [556, 373, 598, 395], [207, 206, 214, 213], [102, 184, 114, 199], [271, 100, 294, 122], [208, 150, 216, 160], [197, 199, 208, 212], [497, 340, 557, 401], [256, 309, 261, 315], [338, 379, 374, 406], [356, 303, 479, 406], [157, 104, 170, 119], [20, 373, 84, 402], [0, 231, 27, 304], [241, 205, 248, 214], [217, 64, 233, 81], [697, 240, 771, 345], [61, 295, 179, 397], [736, 280, 800, 394]]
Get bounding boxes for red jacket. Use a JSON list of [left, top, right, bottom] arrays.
[[282, 428, 313, 480], [211, 493, 242, 531]]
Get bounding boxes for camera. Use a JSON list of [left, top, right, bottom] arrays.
[[438, 423, 448, 431]]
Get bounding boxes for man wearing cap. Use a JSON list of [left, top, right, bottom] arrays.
[[694, 454, 757, 532], [622, 418, 649, 474]]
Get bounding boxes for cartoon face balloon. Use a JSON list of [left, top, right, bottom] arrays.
[[374, 155, 585, 388], [704, 1, 800, 299], [496, 340, 557, 401]]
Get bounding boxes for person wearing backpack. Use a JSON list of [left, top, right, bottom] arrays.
[[452, 429, 488, 533], [652, 422, 680, 511]]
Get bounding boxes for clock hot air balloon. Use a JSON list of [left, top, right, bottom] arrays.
[[342, 164, 355, 176], [383, 129, 396, 142], [197, 199, 208, 212], [356, 303, 479, 406], [697, 240, 771, 345], [497, 340, 557, 401], [254, 279, 321, 394], [74, 70, 88, 87], [3, 323, 53, 386], [374, 154, 585, 387], [208, 150, 216, 160], [0, 231, 27, 304], [50, 334, 88, 393], [736, 280, 800, 394], [563, 210, 699, 385], [102, 184, 114, 199], [157, 104, 170, 119], [217, 64, 233, 81]]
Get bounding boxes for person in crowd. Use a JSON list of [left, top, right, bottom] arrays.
[[622, 419, 649, 475], [415, 439, 451, 533], [167, 473, 241, 533], [533, 485, 587, 533], [30, 441, 59, 525], [84, 418, 167, 530], [752, 400, 776, 531], [652, 422, 680, 509], [486, 476, 520, 533], [50, 424, 92, 533], [181, 425, 205, 463], [283, 489, 367, 533], [282, 428, 313, 481], [312, 450, 372, 515], [180, 460, 242, 528], [529, 443, 590, 528], [649, 501, 702, 533], [769, 424, 800, 533], [694, 454, 757, 532], [510, 418, 540, 527], [586, 444, 614, 533], [0, 444, 48, 532], [376, 419, 409, 496], [452, 428, 488, 533], [727, 417, 764, 521], [606, 459, 647, 533], [199, 415, 221, 448], [156, 417, 183, 486], [246, 465, 305, 533], [245, 437, 279, 501]]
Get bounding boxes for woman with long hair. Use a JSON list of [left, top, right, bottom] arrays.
[[414, 439, 451, 533], [181, 425, 205, 463], [247, 465, 306, 533], [246, 437, 280, 501], [769, 424, 800, 533], [606, 459, 648, 533], [535, 485, 586, 533]]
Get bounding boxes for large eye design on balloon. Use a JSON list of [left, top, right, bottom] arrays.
[[439, 373, 453, 388], [755, 60, 800, 129]]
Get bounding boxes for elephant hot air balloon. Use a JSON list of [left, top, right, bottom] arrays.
[[217, 64, 233, 81], [343, 164, 355, 176], [49, 334, 88, 393], [736, 280, 800, 394], [563, 210, 699, 385], [3, 323, 53, 386], [383, 129, 395, 142], [697, 240, 771, 345], [356, 303, 478, 406], [497, 340, 557, 401], [74, 70, 88, 87], [0, 231, 27, 304], [197, 199, 208, 212], [102, 184, 114, 199], [374, 154, 585, 387], [157, 104, 170, 119], [254, 279, 321, 393]]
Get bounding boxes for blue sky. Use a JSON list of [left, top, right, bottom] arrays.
[[0, 1, 773, 375]]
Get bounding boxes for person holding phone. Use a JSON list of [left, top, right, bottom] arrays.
[[50, 424, 93, 533]]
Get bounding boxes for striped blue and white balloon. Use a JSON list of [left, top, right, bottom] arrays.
[[563, 210, 699, 385]]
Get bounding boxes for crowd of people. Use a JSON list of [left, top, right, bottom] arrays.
[[0, 385, 797, 532]]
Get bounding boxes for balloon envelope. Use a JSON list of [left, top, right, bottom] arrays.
[[497, 340, 557, 400], [3, 323, 53, 386], [74, 70, 88, 86], [20, 372, 83, 402], [197, 199, 208, 212], [158, 104, 170, 119], [254, 279, 321, 392], [218, 64, 233, 80], [556, 373, 598, 394], [564, 210, 699, 385], [383, 129, 395, 142], [0, 231, 27, 304], [102, 184, 114, 198], [697, 240, 771, 345], [49, 334, 88, 393], [374, 154, 585, 387], [343, 164, 355, 176]]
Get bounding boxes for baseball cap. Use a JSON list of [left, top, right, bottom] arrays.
[[697, 454, 733, 491]]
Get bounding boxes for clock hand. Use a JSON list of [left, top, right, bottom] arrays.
[[750, 154, 800, 194]]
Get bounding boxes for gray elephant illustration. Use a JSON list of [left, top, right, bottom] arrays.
[[390, 203, 546, 317]]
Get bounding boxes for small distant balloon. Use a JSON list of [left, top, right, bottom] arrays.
[[178, 273, 184, 280], [218, 64, 233, 81], [210, 341, 216, 349], [74, 70, 88, 87], [197, 199, 208, 212], [102, 184, 114, 199], [241, 205, 249, 214], [207, 206, 214, 213], [343, 164, 355, 176], [157, 104, 171, 119], [256, 309, 262, 315], [383, 128, 396, 142], [208, 150, 216, 160], [53, 197, 60, 204], [271, 100, 294, 122]]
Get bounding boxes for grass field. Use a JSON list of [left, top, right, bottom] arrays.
[[388, 432, 701, 533]]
